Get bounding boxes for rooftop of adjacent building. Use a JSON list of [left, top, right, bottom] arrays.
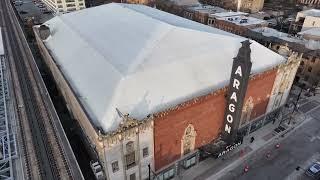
[[298, 9, 320, 18], [185, 4, 227, 14], [218, 16, 267, 26], [210, 11, 248, 18], [40, 3, 285, 133], [169, 0, 200, 6], [298, 27, 320, 37], [252, 27, 320, 50], [210, 11, 267, 27]]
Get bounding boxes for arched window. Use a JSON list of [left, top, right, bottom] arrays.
[[240, 97, 254, 126], [181, 124, 197, 156], [125, 141, 136, 169], [126, 141, 134, 153]]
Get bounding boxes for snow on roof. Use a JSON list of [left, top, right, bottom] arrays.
[[216, 15, 267, 27], [253, 27, 320, 50], [298, 28, 320, 37], [43, 3, 285, 132], [252, 27, 301, 43], [0, 28, 4, 55], [170, 0, 200, 6], [186, 5, 227, 14], [210, 11, 248, 18], [299, 9, 320, 17]]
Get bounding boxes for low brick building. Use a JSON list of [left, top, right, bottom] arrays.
[[199, 0, 265, 13], [208, 12, 268, 36], [249, 27, 320, 88]]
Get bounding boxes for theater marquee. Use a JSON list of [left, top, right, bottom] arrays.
[[222, 40, 252, 144]]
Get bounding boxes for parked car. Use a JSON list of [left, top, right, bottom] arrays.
[[306, 162, 320, 179]]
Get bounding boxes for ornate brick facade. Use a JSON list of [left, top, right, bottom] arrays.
[[153, 68, 277, 171]]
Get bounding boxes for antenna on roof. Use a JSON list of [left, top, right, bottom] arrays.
[[116, 108, 124, 118]]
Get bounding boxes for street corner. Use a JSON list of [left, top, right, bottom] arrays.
[[284, 153, 320, 180]]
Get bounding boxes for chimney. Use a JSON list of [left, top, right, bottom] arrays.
[[39, 25, 50, 40]]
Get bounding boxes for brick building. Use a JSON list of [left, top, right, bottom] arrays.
[[199, 0, 265, 13], [248, 27, 320, 88], [182, 5, 226, 24], [208, 12, 268, 36], [293, 9, 320, 32], [34, 3, 300, 180]]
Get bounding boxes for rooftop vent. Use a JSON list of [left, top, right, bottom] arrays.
[[39, 25, 50, 40]]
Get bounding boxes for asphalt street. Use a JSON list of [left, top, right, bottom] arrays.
[[218, 108, 320, 180]]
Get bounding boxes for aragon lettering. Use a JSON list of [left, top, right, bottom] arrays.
[[222, 40, 252, 143], [217, 141, 242, 158], [224, 65, 242, 135]]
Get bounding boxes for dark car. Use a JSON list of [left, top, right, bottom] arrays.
[[306, 162, 320, 179]]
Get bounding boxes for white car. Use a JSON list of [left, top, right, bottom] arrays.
[[306, 162, 320, 179]]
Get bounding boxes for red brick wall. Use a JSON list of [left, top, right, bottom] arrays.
[[154, 89, 227, 171], [245, 69, 278, 120], [153, 68, 278, 171]]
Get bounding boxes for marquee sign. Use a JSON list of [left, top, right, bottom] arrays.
[[222, 40, 252, 144], [216, 139, 242, 158]]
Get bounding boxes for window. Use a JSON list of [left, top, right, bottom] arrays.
[[57, 0, 62, 3], [143, 147, 149, 158], [126, 142, 134, 153], [183, 156, 196, 169], [66, 3, 75, 7], [79, 2, 83, 5], [312, 21, 316, 26], [67, 7, 76, 11], [125, 153, 136, 169], [111, 161, 119, 173], [58, 5, 63, 8], [125, 142, 136, 169], [130, 173, 136, 180], [308, 67, 312, 72], [157, 168, 175, 180]]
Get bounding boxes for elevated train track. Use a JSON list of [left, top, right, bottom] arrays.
[[0, 0, 84, 179]]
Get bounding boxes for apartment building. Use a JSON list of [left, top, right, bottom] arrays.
[[41, 0, 86, 13]]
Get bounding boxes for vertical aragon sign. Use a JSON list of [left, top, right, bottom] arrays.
[[222, 40, 252, 144]]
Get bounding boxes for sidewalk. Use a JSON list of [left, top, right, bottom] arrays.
[[175, 100, 316, 180]]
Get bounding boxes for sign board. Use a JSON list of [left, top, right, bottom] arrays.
[[216, 138, 243, 158], [222, 40, 252, 144]]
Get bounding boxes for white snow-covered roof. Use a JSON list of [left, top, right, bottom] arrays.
[[252, 27, 301, 43], [298, 28, 320, 37], [299, 9, 320, 18], [43, 3, 285, 132], [216, 16, 267, 27], [170, 0, 200, 6], [0, 28, 4, 55], [210, 11, 248, 18], [186, 5, 226, 14], [252, 27, 320, 50]]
